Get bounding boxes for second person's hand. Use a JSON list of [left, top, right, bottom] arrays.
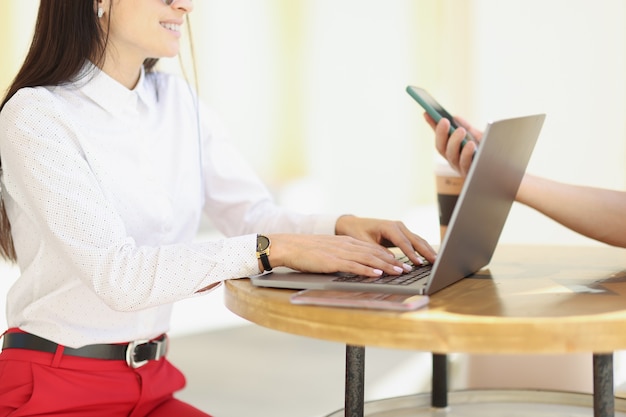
[[424, 113, 483, 176]]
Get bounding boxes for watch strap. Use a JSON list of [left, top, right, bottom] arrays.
[[259, 253, 272, 272]]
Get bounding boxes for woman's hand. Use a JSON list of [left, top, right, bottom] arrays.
[[335, 216, 437, 265], [265, 216, 436, 278], [335, 215, 436, 265]]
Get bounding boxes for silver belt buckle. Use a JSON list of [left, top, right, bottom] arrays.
[[125, 337, 167, 369]]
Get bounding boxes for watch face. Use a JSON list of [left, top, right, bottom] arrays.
[[257, 235, 270, 251]]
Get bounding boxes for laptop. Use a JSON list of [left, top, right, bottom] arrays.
[[251, 113, 546, 295]]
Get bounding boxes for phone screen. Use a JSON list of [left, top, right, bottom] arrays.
[[408, 87, 458, 128], [406, 86, 476, 147]]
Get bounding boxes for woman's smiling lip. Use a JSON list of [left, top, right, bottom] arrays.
[[160, 21, 183, 33]]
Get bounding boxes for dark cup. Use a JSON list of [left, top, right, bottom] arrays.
[[435, 163, 464, 241]]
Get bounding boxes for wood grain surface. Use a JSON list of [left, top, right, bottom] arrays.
[[225, 245, 626, 354]]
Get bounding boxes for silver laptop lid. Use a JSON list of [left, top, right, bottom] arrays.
[[424, 113, 545, 294]]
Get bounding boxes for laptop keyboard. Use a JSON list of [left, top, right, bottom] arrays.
[[332, 255, 432, 286]]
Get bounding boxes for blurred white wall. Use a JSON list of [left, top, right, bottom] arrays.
[[1, 0, 626, 394], [183, 0, 626, 246], [3, 1, 623, 242], [468, 0, 626, 246], [188, 0, 440, 222]]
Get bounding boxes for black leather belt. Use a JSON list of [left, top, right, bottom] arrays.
[[2, 332, 167, 368]]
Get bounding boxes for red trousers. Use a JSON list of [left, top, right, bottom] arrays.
[[0, 346, 212, 417]]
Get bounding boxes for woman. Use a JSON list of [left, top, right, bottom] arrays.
[[0, 1, 436, 416], [427, 114, 626, 248]]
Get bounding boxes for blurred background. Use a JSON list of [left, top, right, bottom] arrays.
[[2, 1, 624, 242], [1, 1, 625, 416]]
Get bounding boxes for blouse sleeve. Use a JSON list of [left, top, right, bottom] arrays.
[[197, 102, 340, 236], [0, 88, 261, 311], [0, 83, 340, 313]]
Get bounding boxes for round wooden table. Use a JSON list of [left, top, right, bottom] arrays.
[[225, 245, 626, 417]]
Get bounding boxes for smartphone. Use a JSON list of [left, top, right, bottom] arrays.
[[406, 85, 477, 149], [290, 289, 429, 311]]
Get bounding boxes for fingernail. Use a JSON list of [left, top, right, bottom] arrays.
[[402, 263, 413, 272], [393, 266, 403, 274], [373, 269, 383, 276]]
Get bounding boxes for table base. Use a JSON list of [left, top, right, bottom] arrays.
[[326, 390, 626, 417]]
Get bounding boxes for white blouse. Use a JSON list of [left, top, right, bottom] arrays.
[[0, 64, 338, 348]]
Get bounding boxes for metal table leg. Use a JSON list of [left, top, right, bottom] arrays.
[[345, 345, 365, 417], [432, 353, 448, 408], [593, 353, 614, 417]]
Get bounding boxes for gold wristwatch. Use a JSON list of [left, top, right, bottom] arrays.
[[256, 234, 272, 272]]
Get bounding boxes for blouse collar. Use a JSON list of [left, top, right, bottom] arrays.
[[74, 61, 153, 116]]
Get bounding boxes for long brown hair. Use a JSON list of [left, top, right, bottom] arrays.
[[0, 1, 160, 262]]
